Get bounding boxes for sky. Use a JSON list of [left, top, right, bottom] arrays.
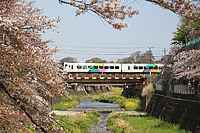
[[34, 0, 180, 62]]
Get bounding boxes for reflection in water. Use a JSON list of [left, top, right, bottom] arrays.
[[77, 100, 119, 107]]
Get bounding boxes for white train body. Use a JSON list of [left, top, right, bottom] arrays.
[[63, 62, 163, 73]]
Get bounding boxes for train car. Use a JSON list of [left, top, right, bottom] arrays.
[[121, 64, 163, 73], [63, 62, 122, 73], [63, 62, 163, 73]]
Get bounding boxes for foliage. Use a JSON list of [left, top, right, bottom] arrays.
[[124, 101, 140, 111], [118, 50, 155, 64], [107, 113, 189, 133], [172, 26, 190, 45], [54, 111, 100, 133], [172, 19, 200, 46], [53, 97, 79, 111], [136, 50, 155, 64], [85, 57, 108, 63], [60, 57, 79, 65], [168, 13, 200, 80], [142, 83, 155, 96], [0, 0, 68, 132]]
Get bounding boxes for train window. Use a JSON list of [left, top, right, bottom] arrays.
[[71, 65, 73, 69], [104, 66, 109, 69], [139, 66, 143, 69], [115, 66, 119, 69], [128, 66, 130, 70], [110, 66, 114, 69], [148, 67, 153, 69], [154, 65, 158, 69], [99, 66, 103, 69], [88, 66, 91, 69], [134, 66, 138, 69], [94, 66, 98, 69], [83, 65, 87, 69], [77, 65, 82, 69]]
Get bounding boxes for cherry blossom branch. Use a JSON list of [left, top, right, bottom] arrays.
[[59, 0, 199, 29], [146, 0, 199, 21], [59, 0, 139, 30]]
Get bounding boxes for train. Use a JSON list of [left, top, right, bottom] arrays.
[[63, 62, 164, 73]]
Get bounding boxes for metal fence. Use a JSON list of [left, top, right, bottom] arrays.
[[156, 84, 200, 95]]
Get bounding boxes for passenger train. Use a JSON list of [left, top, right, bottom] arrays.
[[63, 62, 164, 73]]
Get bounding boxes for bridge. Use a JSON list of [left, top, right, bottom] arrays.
[[64, 73, 157, 84]]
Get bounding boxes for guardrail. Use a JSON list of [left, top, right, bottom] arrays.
[[156, 84, 200, 95]]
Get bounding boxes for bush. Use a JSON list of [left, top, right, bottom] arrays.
[[107, 113, 134, 133], [124, 101, 139, 111]]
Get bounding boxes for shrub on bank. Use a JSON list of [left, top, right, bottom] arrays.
[[123, 98, 142, 111], [107, 113, 133, 133]]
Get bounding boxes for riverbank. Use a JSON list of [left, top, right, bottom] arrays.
[[51, 87, 191, 133], [50, 110, 146, 116]]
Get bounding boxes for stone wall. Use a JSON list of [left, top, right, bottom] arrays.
[[146, 93, 200, 132]]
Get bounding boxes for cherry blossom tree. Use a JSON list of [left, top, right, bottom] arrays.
[[59, 0, 200, 30], [173, 48, 200, 80], [0, 0, 67, 132]]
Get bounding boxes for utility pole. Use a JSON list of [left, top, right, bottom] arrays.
[[148, 47, 153, 64]]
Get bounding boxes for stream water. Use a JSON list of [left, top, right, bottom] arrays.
[[77, 100, 119, 108], [77, 100, 120, 133]]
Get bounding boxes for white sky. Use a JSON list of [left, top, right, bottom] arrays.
[[34, 0, 180, 62]]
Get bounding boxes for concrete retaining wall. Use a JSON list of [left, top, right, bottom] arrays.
[[122, 84, 143, 98], [146, 94, 200, 132], [65, 84, 111, 95]]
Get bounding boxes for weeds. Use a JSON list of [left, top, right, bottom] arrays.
[[107, 113, 189, 133], [52, 97, 78, 111], [54, 111, 100, 133]]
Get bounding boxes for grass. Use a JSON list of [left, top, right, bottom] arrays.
[[52, 87, 143, 111], [107, 113, 189, 133], [54, 111, 100, 133], [52, 97, 79, 111], [94, 87, 142, 111]]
